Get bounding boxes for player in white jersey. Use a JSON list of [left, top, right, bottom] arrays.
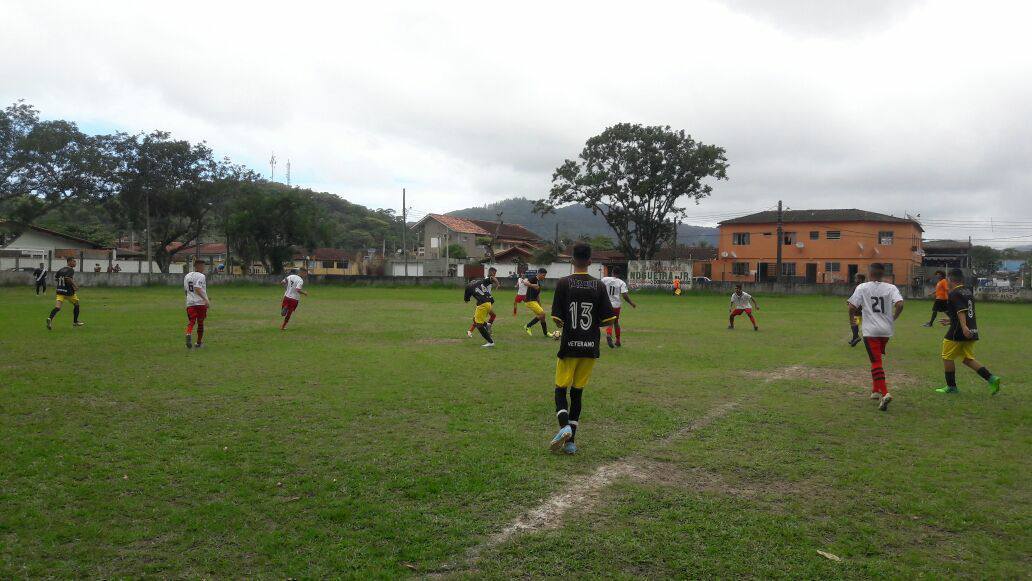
[[728, 285, 759, 330], [183, 259, 210, 349], [514, 271, 529, 315], [847, 263, 904, 411], [601, 268, 637, 348], [279, 268, 309, 330]]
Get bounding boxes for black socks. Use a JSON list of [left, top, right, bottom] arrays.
[[73, 304, 80, 323], [977, 366, 993, 381], [49, 308, 59, 320], [569, 387, 583, 441], [945, 371, 957, 388], [478, 325, 492, 343], [526, 318, 539, 329], [555, 387, 569, 427]]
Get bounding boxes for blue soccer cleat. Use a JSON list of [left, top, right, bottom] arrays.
[[562, 441, 577, 455], [549, 425, 573, 453]]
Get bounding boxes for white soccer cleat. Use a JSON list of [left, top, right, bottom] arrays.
[[870, 392, 881, 400], [878, 393, 892, 411], [481, 342, 495, 348]]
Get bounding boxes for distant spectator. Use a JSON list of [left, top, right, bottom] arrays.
[[107, 264, 114, 273], [33, 262, 48, 295], [113, 264, 121, 272], [94, 263, 101, 273]]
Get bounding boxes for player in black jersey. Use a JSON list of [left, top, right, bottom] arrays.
[[33, 263, 48, 295], [523, 268, 551, 337], [464, 267, 500, 347], [547, 244, 616, 454], [47, 256, 84, 329], [935, 269, 1001, 395]]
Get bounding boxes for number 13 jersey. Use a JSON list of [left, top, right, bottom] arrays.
[[551, 273, 617, 358], [847, 281, 904, 338]]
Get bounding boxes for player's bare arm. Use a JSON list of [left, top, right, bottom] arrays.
[[848, 302, 860, 325], [957, 310, 974, 339], [622, 292, 637, 308], [751, 298, 760, 310], [892, 300, 904, 320], [197, 287, 210, 307]]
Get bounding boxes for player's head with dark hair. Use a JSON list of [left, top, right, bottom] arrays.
[[869, 263, 885, 280], [66, 256, 76, 265], [935, 270, 946, 278], [290, 268, 299, 275], [856, 274, 867, 283], [948, 268, 964, 282], [39, 262, 45, 268], [734, 284, 742, 292], [193, 258, 205, 272], [488, 267, 497, 276], [571, 243, 591, 268]]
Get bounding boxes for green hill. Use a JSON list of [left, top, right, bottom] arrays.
[[447, 197, 718, 245]]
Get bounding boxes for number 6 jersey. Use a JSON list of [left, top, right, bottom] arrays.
[[847, 281, 904, 338], [551, 273, 617, 358]]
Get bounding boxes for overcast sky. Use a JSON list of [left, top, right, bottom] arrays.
[[3, 0, 1031, 244]]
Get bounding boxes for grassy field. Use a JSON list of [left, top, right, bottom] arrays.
[[0, 284, 1029, 578]]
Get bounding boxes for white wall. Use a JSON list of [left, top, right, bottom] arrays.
[[4, 229, 97, 251], [391, 262, 424, 276], [483, 262, 604, 279]]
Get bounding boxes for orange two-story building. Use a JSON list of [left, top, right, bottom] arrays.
[[714, 209, 924, 284]]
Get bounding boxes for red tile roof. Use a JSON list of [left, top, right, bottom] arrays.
[[467, 219, 543, 242], [416, 214, 491, 235], [413, 214, 545, 241]]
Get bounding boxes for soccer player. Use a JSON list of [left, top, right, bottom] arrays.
[[673, 276, 682, 296], [513, 268, 528, 315], [548, 243, 616, 454], [183, 259, 210, 349], [935, 268, 1001, 395], [523, 268, 551, 337], [279, 268, 308, 330], [728, 285, 759, 331], [848, 273, 867, 347], [33, 262, 48, 295], [464, 267, 500, 347], [46, 257, 83, 329], [923, 270, 949, 327], [601, 267, 637, 348], [847, 263, 904, 411]]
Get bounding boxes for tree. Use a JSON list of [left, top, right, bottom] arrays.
[[588, 235, 615, 251], [537, 123, 728, 259], [1, 101, 113, 221], [446, 243, 467, 259], [969, 245, 1002, 276], [532, 247, 558, 264], [226, 182, 329, 275]]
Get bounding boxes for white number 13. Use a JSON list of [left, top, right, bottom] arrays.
[[569, 302, 593, 331]]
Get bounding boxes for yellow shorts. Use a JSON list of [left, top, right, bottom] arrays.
[[941, 339, 976, 361], [555, 357, 596, 389], [56, 293, 79, 305], [525, 300, 545, 317], [474, 302, 494, 324]]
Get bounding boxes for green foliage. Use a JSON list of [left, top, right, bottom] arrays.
[[446, 243, 467, 259], [970, 245, 1002, 275], [531, 247, 558, 264], [588, 235, 615, 250], [537, 123, 728, 259], [226, 182, 330, 275]]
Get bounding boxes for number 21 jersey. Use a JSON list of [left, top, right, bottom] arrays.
[[551, 273, 616, 358], [847, 281, 904, 338]]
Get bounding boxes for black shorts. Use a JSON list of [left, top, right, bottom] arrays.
[[932, 299, 948, 312]]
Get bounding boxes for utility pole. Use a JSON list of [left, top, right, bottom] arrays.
[[554, 223, 560, 254], [673, 217, 679, 260], [402, 188, 408, 276], [775, 200, 784, 283], [269, 152, 277, 181], [146, 190, 152, 278]]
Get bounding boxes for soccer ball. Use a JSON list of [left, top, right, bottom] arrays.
[[551, 330, 562, 340]]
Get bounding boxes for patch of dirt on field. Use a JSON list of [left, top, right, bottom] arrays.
[[415, 338, 463, 345], [741, 365, 919, 391]]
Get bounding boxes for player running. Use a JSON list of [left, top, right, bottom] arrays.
[[46, 256, 83, 329], [728, 285, 759, 331], [279, 268, 308, 330], [601, 268, 637, 348], [33, 262, 48, 295], [513, 268, 528, 315], [923, 270, 949, 327], [848, 273, 867, 347], [935, 268, 1002, 395], [464, 267, 500, 347], [548, 244, 616, 455], [184, 259, 211, 349], [847, 263, 904, 411], [523, 268, 551, 338]]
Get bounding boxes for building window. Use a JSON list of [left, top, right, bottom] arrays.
[[878, 231, 894, 245], [322, 260, 335, 269], [341, 260, 349, 270], [884, 263, 894, 275], [825, 262, 841, 272], [732, 232, 751, 245], [732, 262, 750, 275], [810, 231, 819, 240], [826, 231, 841, 240], [783, 232, 797, 245], [781, 262, 796, 276], [762, 232, 772, 237]]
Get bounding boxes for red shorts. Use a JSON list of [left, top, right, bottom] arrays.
[[864, 336, 889, 357], [731, 308, 752, 316], [281, 297, 299, 312], [186, 305, 208, 321], [515, 295, 526, 303]]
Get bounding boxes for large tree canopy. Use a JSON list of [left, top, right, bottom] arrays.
[[226, 182, 331, 275], [537, 123, 728, 259]]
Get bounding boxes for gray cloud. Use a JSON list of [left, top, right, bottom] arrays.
[[1, 0, 1030, 244]]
